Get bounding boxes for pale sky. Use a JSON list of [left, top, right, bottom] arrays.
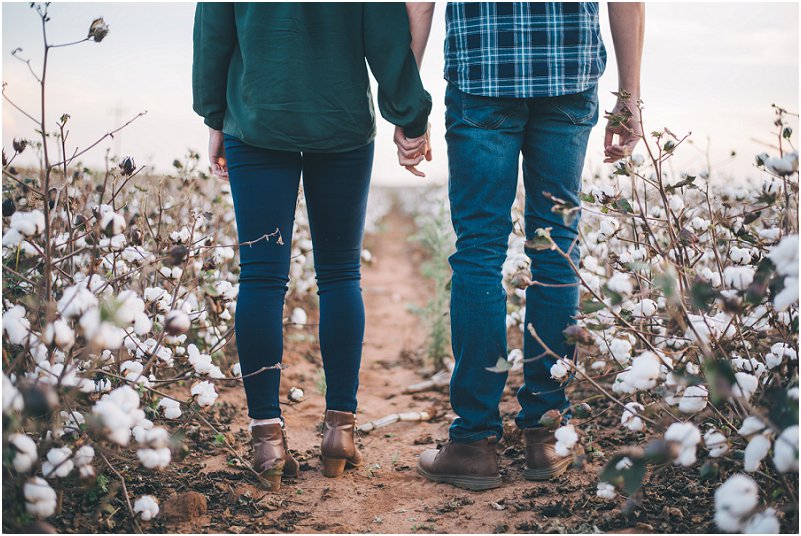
[[2, 2, 799, 185]]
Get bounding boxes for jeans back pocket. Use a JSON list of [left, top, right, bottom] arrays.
[[548, 85, 600, 126], [449, 84, 525, 130]]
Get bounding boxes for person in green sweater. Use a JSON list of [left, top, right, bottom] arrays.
[[192, 2, 432, 490]]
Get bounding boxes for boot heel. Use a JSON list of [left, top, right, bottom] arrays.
[[260, 472, 283, 491], [321, 457, 347, 478], [258, 459, 286, 491]]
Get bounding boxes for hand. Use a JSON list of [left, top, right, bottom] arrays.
[[208, 127, 228, 180], [394, 124, 432, 177], [603, 95, 643, 163]]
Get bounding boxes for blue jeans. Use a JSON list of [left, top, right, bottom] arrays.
[[224, 134, 374, 419], [445, 83, 599, 442]]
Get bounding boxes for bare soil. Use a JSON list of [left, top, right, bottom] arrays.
[[11, 210, 797, 534]]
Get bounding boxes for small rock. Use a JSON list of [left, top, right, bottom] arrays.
[[162, 491, 207, 522]]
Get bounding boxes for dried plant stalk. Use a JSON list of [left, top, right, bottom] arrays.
[[357, 410, 433, 433]]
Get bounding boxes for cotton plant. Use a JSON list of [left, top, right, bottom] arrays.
[[477, 103, 800, 531]]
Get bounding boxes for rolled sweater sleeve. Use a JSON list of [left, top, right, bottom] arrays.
[[364, 3, 432, 138], [192, 2, 236, 131]]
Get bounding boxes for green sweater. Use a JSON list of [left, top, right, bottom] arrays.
[[192, 2, 432, 153]]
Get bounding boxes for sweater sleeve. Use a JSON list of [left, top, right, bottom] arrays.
[[363, 3, 432, 138], [192, 3, 236, 131]]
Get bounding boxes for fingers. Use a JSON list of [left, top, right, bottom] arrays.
[[398, 151, 425, 167], [404, 164, 425, 178], [603, 128, 614, 152], [397, 144, 425, 160], [211, 155, 229, 180], [394, 129, 427, 152]]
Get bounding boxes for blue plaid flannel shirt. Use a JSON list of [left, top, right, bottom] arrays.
[[445, 2, 607, 98]]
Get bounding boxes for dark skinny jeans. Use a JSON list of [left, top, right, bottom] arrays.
[[224, 134, 374, 419]]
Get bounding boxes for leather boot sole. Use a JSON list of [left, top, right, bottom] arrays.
[[321, 456, 362, 478], [523, 456, 572, 481], [416, 465, 502, 491]]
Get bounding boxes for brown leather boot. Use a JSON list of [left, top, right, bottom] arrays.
[[251, 422, 300, 491], [320, 410, 363, 477], [417, 437, 502, 491], [523, 426, 572, 480]]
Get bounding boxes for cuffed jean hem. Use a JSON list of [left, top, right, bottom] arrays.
[[448, 429, 501, 443]]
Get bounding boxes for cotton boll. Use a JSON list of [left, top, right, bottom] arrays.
[[92, 385, 140, 446], [664, 422, 701, 466], [699, 266, 722, 287], [100, 209, 126, 235], [723, 266, 755, 290], [10, 433, 38, 473], [743, 508, 780, 534], [3, 374, 24, 413], [597, 218, 619, 242], [507, 349, 524, 372], [165, 310, 191, 335], [773, 425, 798, 473], [613, 352, 662, 394], [668, 195, 685, 213], [607, 272, 634, 295], [633, 298, 658, 317], [714, 474, 758, 533], [607, 338, 633, 366], [621, 402, 644, 432], [24, 477, 57, 518], [731, 372, 758, 401], [704, 429, 729, 458], [137, 447, 171, 469], [116, 291, 151, 335], [731, 356, 767, 378], [596, 481, 616, 499], [288, 387, 305, 402], [743, 434, 771, 472], [139, 426, 170, 448], [41, 446, 73, 478], [58, 285, 99, 319], [74, 445, 95, 469], [3, 305, 33, 346], [739, 416, 767, 437], [728, 246, 752, 265], [764, 152, 798, 176], [765, 343, 797, 369], [767, 235, 799, 310], [550, 359, 570, 381], [10, 210, 46, 237], [134, 495, 159, 521], [290, 307, 307, 326], [191, 380, 218, 407], [231, 363, 242, 377], [678, 385, 708, 413], [158, 397, 182, 419], [690, 216, 710, 232], [553, 425, 578, 457]]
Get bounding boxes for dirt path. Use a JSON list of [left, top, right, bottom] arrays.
[[147, 209, 722, 534]]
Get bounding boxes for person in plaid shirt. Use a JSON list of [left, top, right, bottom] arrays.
[[396, 2, 644, 491]]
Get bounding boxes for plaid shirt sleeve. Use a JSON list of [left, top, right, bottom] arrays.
[[445, 2, 607, 98]]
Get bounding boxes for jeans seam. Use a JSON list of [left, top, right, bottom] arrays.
[[450, 429, 499, 442]]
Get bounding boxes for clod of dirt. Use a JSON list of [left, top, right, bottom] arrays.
[[162, 491, 208, 522]]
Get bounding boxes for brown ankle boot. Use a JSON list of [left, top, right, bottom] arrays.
[[320, 410, 363, 477], [251, 423, 299, 490], [417, 437, 502, 491], [523, 427, 572, 480]]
